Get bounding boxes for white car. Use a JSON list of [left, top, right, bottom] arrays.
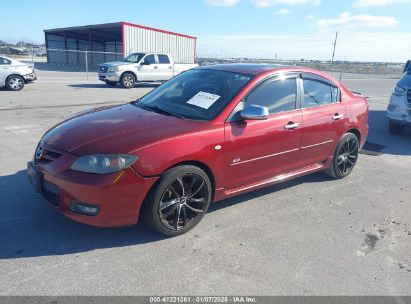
[[98, 53, 198, 88], [0, 56, 36, 91]]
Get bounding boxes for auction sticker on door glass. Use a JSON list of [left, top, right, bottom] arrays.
[[187, 91, 220, 109]]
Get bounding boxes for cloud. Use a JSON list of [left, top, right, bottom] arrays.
[[204, 0, 240, 6], [316, 12, 398, 29], [198, 32, 411, 62], [274, 8, 290, 14], [251, 0, 320, 7], [354, 0, 411, 7]]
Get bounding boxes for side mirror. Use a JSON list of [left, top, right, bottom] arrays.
[[404, 60, 411, 73], [240, 105, 269, 120]]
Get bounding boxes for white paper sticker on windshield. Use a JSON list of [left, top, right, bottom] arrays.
[[187, 91, 220, 109]]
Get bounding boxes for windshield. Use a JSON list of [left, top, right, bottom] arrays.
[[124, 53, 145, 63], [135, 69, 253, 121]]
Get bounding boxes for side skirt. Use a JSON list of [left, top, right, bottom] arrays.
[[223, 162, 328, 197]]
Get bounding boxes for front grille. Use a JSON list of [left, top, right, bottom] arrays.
[[99, 65, 108, 73], [407, 90, 411, 106], [35, 146, 63, 165], [41, 180, 60, 207]]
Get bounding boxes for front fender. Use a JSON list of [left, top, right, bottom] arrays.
[[131, 125, 225, 189]]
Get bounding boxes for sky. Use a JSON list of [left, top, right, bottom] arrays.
[[1, 0, 410, 62]]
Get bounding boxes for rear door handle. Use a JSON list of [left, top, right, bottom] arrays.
[[154, 66, 158, 69], [332, 113, 344, 120], [284, 122, 300, 130]]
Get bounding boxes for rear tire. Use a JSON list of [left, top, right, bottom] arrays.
[[388, 121, 404, 134], [6, 75, 24, 91], [120, 73, 135, 89], [105, 81, 117, 87], [142, 165, 212, 237], [324, 133, 359, 179]]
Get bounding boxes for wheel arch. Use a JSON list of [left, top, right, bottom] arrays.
[[346, 128, 361, 143], [6, 73, 24, 81], [166, 160, 216, 197], [121, 71, 137, 82]]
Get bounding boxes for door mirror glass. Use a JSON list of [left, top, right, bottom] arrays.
[[240, 105, 269, 120]]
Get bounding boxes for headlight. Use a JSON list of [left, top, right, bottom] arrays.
[[393, 86, 405, 96], [70, 154, 138, 174], [107, 66, 118, 73]]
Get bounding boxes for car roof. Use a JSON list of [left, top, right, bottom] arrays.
[[198, 63, 326, 77]]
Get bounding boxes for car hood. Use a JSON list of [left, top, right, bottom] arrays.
[[42, 103, 204, 155], [397, 74, 411, 90], [101, 61, 132, 67]]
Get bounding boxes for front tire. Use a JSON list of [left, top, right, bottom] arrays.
[[388, 121, 404, 134], [6, 75, 24, 91], [120, 73, 135, 89], [325, 133, 359, 179], [142, 165, 212, 237]]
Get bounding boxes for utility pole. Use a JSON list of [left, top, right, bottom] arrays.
[[331, 32, 338, 64]]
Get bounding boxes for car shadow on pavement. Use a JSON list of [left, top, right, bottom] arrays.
[[0, 169, 331, 260], [364, 110, 411, 156], [67, 83, 161, 89], [0, 169, 166, 260]]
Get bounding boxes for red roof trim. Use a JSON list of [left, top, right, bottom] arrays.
[[121, 21, 197, 40]]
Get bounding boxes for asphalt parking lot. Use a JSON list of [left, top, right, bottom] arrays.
[[0, 70, 410, 295]]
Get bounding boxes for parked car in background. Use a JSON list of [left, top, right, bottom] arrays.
[[387, 60, 411, 134], [28, 64, 368, 236], [98, 53, 198, 88], [0, 56, 36, 91]]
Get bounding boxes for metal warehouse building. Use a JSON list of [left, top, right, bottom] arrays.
[[44, 22, 197, 66]]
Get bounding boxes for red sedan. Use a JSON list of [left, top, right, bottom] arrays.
[[28, 64, 369, 236]]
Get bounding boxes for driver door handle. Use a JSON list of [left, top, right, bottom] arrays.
[[154, 66, 158, 69], [284, 122, 300, 130], [332, 113, 344, 120]]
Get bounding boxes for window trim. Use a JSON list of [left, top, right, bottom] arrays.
[[300, 72, 341, 110], [227, 72, 301, 122]]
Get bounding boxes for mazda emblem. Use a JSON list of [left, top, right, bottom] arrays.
[[35, 144, 44, 159]]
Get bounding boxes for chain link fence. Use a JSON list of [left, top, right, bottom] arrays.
[[5, 48, 404, 80]]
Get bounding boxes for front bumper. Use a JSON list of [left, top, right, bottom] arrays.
[[27, 150, 159, 227], [387, 94, 411, 126], [98, 72, 120, 82], [23, 72, 36, 82]]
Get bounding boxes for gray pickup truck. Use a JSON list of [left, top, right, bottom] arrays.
[[98, 53, 198, 88], [387, 60, 411, 134]]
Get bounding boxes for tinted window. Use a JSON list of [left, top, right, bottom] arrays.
[[144, 55, 156, 64], [158, 55, 170, 64], [302, 78, 339, 108], [137, 69, 252, 121], [0, 57, 11, 65], [244, 78, 297, 114]]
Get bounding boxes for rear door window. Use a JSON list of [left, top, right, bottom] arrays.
[[302, 77, 339, 108], [158, 55, 170, 64]]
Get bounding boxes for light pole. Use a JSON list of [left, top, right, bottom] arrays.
[[331, 32, 338, 64]]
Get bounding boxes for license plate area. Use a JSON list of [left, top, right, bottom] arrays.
[[28, 161, 42, 193], [28, 162, 60, 206]]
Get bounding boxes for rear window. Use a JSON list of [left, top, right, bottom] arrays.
[[0, 57, 11, 65], [158, 55, 170, 64]]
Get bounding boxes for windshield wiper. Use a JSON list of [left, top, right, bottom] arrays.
[[137, 102, 186, 120]]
